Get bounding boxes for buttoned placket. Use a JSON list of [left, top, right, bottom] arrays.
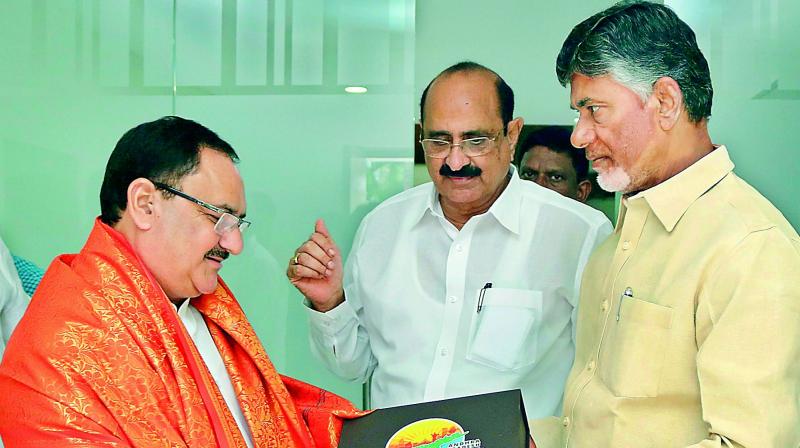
[[423, 216, 474, 401], [562, 197, 649, 446]]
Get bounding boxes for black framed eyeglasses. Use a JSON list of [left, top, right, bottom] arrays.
[[151, 181, 251, 235]]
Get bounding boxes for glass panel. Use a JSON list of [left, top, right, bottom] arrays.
[[237, 0, 269, 85], [176, 0, 222, 87], [667, 0, 800, 228], [44, 1, 80, 80], [337, 0, 391, 85], [273, 0, 286, 85], [144, 0, 174, 87], [0, 0, 174, 262], [98, 0, 130, 86], [291, 0, 324, 85]]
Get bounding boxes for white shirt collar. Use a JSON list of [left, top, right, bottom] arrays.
[[417, 165, 521, 235]]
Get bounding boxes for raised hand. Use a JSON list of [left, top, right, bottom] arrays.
[[286, 219, 345, 312]]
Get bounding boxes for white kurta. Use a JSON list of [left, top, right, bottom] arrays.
[[307, 166, 612, 418], [177, 300, 254, 448], [0, 235, 29, 361]]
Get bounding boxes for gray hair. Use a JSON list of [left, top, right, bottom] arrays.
[[556, 0, 712, 122]]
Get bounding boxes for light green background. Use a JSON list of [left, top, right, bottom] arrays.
[[1, 0, 797, 408]]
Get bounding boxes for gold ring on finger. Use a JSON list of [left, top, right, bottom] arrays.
[[292, 253, 300, 265]]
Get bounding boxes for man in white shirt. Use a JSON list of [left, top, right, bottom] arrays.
[[0, 234, 29, 361], [287, 62, 612, 419]]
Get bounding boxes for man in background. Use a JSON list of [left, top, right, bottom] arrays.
[[517, 126, 592, 202], [287, 62, 612, 421], [0, 234, 29, 448], [0, 235, 28, 362], [11, 254, 44, 298], [0, 116, 359, 446], [531, 1, 800, 447]]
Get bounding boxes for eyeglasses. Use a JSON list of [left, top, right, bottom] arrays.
[[151, 181, 251, 235], [419, 133, 501, 158]]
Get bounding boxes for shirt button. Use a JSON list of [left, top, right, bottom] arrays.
[[562, 416, 570, 427], [601, 300, 609, 312], [440, 348, 449, 356], [587, 360, 596, 372], [455, 244, 463, 252], [448, 296, 458, 303], [622, 240, 631, 250]]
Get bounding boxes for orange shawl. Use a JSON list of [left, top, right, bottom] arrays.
[[0, 220, 363, 447]]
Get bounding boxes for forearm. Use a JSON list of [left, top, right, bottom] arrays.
[[307, 299, 375, 382]]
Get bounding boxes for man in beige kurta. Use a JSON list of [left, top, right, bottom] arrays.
[[531, 2, 800, 447]]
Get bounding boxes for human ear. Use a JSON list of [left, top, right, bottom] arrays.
[[126, 178, 159, 231], [577, 179, 592, 202], [506, 117, 524, 156], [652, 77, 683, 130]]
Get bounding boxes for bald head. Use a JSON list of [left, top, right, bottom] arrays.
[[419, 61, 514, 132]]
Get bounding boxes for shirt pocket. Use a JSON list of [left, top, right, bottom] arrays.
[[466, 288, 543, 371], [600, 296, 673, 398]]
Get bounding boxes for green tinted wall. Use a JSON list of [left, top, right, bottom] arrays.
[[668, 0, 800, 229], [0, 0, 415, 407]]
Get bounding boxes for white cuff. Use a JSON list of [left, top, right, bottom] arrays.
[[304, 298, 358, 337]]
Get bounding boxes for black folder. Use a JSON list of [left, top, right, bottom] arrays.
[[339, 389, 530, 447]]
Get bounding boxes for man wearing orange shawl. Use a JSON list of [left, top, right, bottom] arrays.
[[0, 116, 362, 447]]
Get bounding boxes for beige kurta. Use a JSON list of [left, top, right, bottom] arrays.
[[532, 146, 800, 447]]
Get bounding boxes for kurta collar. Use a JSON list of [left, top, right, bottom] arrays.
[[417, 165, 521, 235], [487, 165, 522, 235], [628, 145, 734, 232]]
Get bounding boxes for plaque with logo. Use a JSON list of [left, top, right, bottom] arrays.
[[339, 389, 530, 448]]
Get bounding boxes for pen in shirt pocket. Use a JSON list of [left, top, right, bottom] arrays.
[[616, 287, 633, 321], [476, 282, 492, 313]]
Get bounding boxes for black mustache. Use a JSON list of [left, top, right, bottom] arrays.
[[439, 164, 482, 177], [205, 247, 230, 261]]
